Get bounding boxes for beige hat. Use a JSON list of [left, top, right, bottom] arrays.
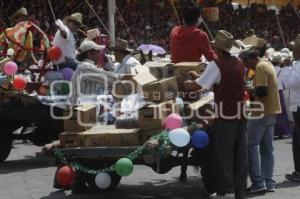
[[243, 35, 267, 49], [271, 52, 283, 63], [63, 12, 84, 27], [212, 30, 234, 53], [11, 7, 28, 20], [112, 38, 134, 52], [78, 40, 105, 53], [86, 29, 100, 41]]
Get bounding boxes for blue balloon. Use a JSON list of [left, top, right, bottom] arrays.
[[191, 130, 209, 149]]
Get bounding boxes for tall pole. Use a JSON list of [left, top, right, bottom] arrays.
[[108, 0, 116, 47]]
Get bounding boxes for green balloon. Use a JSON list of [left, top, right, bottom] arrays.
[[115, 158, 134, 176]]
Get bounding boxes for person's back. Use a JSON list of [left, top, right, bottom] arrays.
[[213, 55, 245, 119], [170, 26, 216, 63], [170, 5, 216, 63]]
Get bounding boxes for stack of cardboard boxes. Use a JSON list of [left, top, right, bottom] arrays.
[[60, 61, 211, 149], [60, 104, 141, 148]]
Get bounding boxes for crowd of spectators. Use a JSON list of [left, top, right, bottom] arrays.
[[0, 0, 299, 51]]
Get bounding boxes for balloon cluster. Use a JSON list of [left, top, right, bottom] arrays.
[[2, 61, 27, 91], [56, 158, 134, 189], [164, 113, 209, 148]]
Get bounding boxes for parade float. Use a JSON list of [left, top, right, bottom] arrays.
[[0, 20, 65, 163]]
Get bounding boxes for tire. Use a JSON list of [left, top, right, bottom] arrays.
[[0, 134, 13, 163], [86, 171, 122, 192]]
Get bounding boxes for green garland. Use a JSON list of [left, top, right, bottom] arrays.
[[54, 130, 171, 175]]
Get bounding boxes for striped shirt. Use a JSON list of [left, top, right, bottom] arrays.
[[71, 59, 120, 105]]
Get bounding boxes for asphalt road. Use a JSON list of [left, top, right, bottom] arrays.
[[0, 139, 300, 199]]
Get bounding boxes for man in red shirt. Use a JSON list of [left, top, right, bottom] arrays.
[[170, 5, 217, 63]]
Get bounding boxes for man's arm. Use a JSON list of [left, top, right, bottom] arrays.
[[254, 64, 269, 98], [199, 32, 217, 62], [55, 19, 68, 39], [184, 61, 220, 91]]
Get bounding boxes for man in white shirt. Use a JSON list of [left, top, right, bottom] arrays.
[[52, 12, 84, 70], [112, 39, 141, 74], [280, 34, 300, 182], [71, 40, 133, 105]]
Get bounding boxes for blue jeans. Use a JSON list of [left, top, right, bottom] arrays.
[[248, 115, 276, 188]]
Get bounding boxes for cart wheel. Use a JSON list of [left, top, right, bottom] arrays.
[[151, 159, 173, 174], [0, 134, 13, 163], [87, 171, 122, 192]]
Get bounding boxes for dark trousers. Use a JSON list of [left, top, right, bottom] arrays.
[[292, 108, 300, 172], [213, 120, 248, 198]]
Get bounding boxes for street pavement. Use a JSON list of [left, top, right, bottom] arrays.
[[0, 139, 299, 199]]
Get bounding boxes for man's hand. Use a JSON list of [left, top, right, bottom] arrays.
[[188, 71, 200, 80], [184, 80, 202, 91], [55, 19, 67, 39]]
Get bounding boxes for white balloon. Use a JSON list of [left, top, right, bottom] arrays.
[[95, 172, 112, 189], [168, 128, 190, 147]]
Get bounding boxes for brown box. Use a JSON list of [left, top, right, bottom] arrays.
[[144, 61, 174, 80], [60, 132, 82, 148], [173, 62, 206, 91], [138, 100, 180, 130], [63, 104, 97, 132], [81, 126, 140, 147], [186, 94, 215, 125], [140, 129, 162, 143], [142, 77, 178, 103]]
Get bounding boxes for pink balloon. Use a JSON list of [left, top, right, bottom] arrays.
[[4, 61, 18, 75], [165, 113, 183, 130]]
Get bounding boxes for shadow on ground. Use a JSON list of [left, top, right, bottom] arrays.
[[0, 155, 53, 174], [41, 176, 207, 199]]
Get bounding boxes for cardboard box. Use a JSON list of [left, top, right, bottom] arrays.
[[186, 93, 215, 125], [140, 129, 162, 143], [64, 104, 97, 132], [60, 132, 82, 148], [142, 77, 178, 103], [112, 67, 158, 99], [138, 100, 180, 130], [173, 62, 206, 91], [144, 61, 174, 80], [81, 126, 140, 147]]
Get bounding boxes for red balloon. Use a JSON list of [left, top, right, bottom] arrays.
[[48, 46, 62, 60], [13, 76, 27, 91], [57, 166, 76, 187]]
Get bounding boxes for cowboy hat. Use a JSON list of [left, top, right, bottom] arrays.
[[243, 35, 267, 49], [63, 12, 84, 27], [270, 52, 283, 63], [78, 40, 105, 54], [10, 7, 28, 21], [111, 38, 134, 53], [86, 28, 100, 41], [212, 30, 234, 53]]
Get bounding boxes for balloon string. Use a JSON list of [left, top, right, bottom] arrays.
[[274, 10, 287, 48], [47, 0, 57, 21], [288, 1, 300, 20], [171, 0, 181, 25], [115, 5, 137, 46], [85, 0, 110, 35]]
